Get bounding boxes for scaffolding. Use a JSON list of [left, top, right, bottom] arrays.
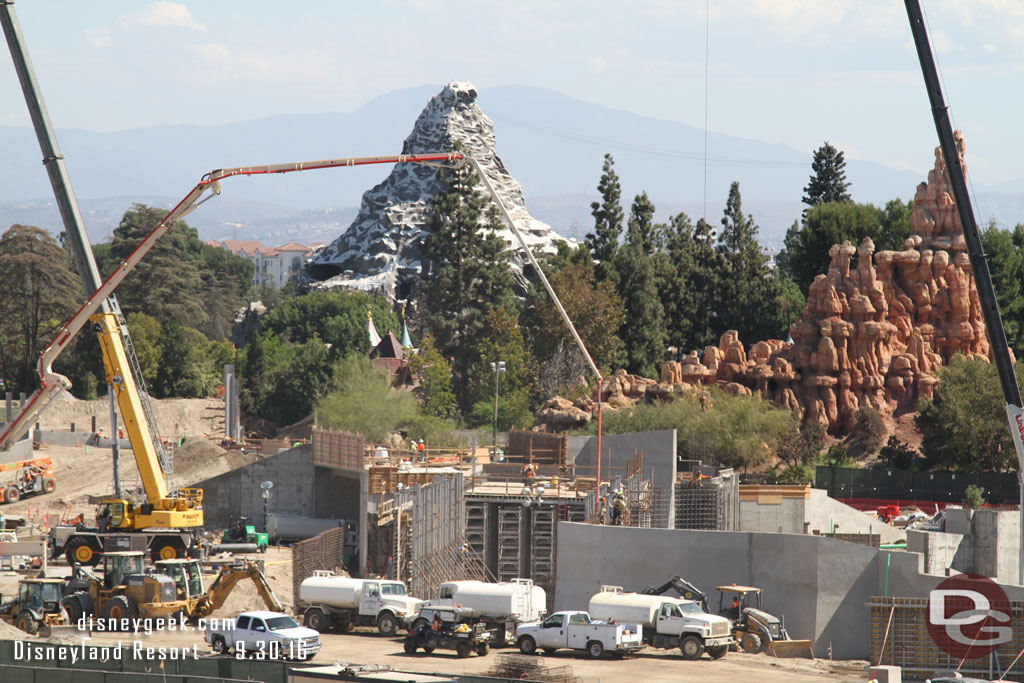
[[583, 451, 669, 528]]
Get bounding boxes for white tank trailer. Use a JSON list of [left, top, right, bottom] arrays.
[[588, 586, 732, 660], [418, 579, 546, 647], [267, 514, 342, 543], [299, 572, 423, 637]]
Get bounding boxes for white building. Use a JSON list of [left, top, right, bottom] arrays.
[[210, 240, 324, 289]]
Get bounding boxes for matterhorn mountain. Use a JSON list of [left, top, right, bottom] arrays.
[[304, 81, 573, 300]]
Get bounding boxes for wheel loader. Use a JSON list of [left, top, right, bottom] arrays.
[[61, 551, 189, 625], [0, 577, 68, 635], [716, 585, 813, 658]]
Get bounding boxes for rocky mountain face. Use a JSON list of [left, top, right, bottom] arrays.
[[304, 82, 572, 300], [537, 132, 995, 435]]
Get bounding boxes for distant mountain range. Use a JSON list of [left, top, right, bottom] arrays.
[[2, 84, 1022, 251]]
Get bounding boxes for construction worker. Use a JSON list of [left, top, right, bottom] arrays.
[[432, 611, 443, 631], [611, 489, 626, 526], [522, 463, 537, 484], [416, 439, 426, 462], [729, 596, 742, 620]]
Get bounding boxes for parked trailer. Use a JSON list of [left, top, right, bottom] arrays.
[[299, 572, 422, 636], [419, 579, 546, 647], [588, 586, 732, 660]]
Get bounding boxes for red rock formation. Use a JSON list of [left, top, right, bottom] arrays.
[[533, 131, 997, 435]]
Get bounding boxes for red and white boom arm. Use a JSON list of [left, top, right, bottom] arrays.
[[0, 153, 464, 451]]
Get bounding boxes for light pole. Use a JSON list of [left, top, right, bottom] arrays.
[[490, 361, 506, 454], [261, 480, 273, 535]]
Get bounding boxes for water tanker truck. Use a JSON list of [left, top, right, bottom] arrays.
[[588, 585, 732, 660], [418, 578, 546, 647], [299, 572, 422, 636]]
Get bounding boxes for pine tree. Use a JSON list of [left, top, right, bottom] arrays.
[[803, 142, 852, 207], [660, 213, 722, 354], [614, 193, 667, 377], [585, 153, 624, 275], [418, 161, 515, 411], [714, 182, 779, 341]]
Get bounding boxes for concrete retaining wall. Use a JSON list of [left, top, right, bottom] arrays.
[[905, 508, 1021, 584], [567, 430, 677, 527], [192, 444, 316, 532], [740, 488, 904, 543], [553, 521, 1024, 660]]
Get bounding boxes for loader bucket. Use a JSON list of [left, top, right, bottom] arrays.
[[767, 639, 814, 658]]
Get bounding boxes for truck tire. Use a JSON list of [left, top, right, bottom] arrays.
[[404, 640, 417, 654], [377, 611, 398, 637], [66, 538, 102, 567], [62, 593, 93, 622], [517, 635, 537, 655], [303, 608, 328, 633], [151, 538, 185, 562], [740, 633, 762, 654], [707, 644, 729, 659], [42, 478, 56, 493], [211, 636, 228, 654], [477, 642, 489, 656], [456, 642, 471, 658], [15, 611, 37, 635], [679, 635, 704, 660], [104, 595, 139, 625], [586, 640, 604, 659], [4, 487, 19, 503]]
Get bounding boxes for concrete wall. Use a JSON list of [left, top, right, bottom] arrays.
[[312, 466, 360, 520], [906, 508, 1020, 584], [567, 429, 677, 527], [553, 521, 1024, 660], [740, 488, 904, 543], [193, 443, 315, 532]]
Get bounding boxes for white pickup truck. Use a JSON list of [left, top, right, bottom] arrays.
[[516, 610, 643, 659], [205, 610, 320, 660]]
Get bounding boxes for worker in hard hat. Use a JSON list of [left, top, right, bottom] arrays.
[[611, 489, 626, 525], [416, 439, 426, 462], [522, 463, 537, 484]]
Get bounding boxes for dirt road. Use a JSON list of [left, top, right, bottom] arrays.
[[61, 626, 867, 683]]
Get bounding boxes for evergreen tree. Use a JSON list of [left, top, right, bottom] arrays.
[[714, 182, 779, 341], [466, 307, 536, 430], [241, 331, 269, 416], [585, 153, 624, 277], [659, 212, 721, 354], [803, 141, 852, 207], [153, 319, 197, 398], [614, 194, 667, 377], [982, 222, 1024, 356], [418, 160, 515, 411], [407, 333, 457, 419]]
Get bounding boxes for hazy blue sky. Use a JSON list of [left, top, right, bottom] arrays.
[[2, 1, 1023, 187]]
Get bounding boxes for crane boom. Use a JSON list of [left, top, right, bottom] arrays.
[[905, 0, 1024, 581], [0, 152, 464, 455]]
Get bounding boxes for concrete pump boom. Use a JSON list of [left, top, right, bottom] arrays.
[[906, 0, 1024, 582], [0, 153, 463, 456]]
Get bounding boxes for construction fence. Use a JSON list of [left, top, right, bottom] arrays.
[[818, 466, 1019, 505], [291, 526, 348, 609], [871, 596, 1024, 681]]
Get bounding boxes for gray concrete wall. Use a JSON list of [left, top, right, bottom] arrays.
[[313, 466, 360, 520], [567, 429, 677, 527], [740, 495, 807, 533], [906, 529, 972, 575], [554, 521, 1024, 660], [193, 443, 314, 532], [739, 489, 903, 543], [905, 509, 1020, 584]]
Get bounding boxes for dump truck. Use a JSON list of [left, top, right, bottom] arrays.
[[515, 610, 643, 659], [588, 585, 731, 660], [419, 578, 547, 647], [299, 572, 421, 636]]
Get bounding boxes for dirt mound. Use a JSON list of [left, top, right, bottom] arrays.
[[35, 394, 226, 439]]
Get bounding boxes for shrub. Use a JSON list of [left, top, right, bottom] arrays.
[[965, 484, 986, 510], [849, 406, 886, 458]]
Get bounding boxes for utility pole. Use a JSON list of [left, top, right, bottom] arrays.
[[490, 361, 505, 454]]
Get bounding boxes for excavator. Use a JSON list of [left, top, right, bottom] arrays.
[[151, 557, 282, 620]]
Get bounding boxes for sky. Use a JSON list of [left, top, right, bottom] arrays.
[[2, 1, 1024, 189]]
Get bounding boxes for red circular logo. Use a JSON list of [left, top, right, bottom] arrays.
[[926, 573, 1012, 659]]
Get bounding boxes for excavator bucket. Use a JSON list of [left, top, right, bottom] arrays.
[[767, 638, 814, 658]]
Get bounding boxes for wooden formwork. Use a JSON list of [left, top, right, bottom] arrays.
[[368, 467, 435, 495], [311, 427, 365, 472], [505, 430, 567, 465], [870, 596, 1024, 681]]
